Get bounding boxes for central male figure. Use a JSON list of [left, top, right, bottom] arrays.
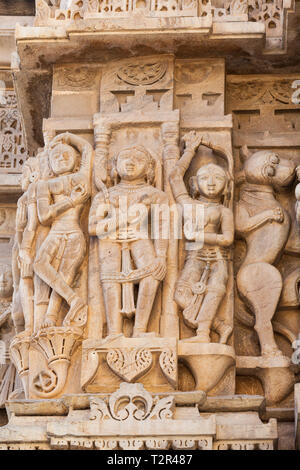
[[89, 146, 168, 338]]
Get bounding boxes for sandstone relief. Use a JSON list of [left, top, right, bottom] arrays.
[[0, 0, 299, 449]]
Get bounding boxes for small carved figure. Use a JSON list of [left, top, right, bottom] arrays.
[[34, 132, 92, 329], [169, 131, 234, 343], [11, 157, 41, 336], [0, 264, 21, 406], [236, 147, 295, 357], [89, 145, 168, 338]]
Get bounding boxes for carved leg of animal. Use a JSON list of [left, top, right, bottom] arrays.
[[19, 278, 34, 333], [99, 241, 122, 337], [237, 262, 283, 358]]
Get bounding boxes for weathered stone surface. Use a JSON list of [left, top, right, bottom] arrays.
[[0, 0, 299, 451]]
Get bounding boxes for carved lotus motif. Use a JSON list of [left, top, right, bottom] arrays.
[[106, 347, 153, 382], [117, 62, 167, 86]]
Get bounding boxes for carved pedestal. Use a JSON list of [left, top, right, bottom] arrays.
[[81, 336, 177, 393], [236, 355, 295, 406], [0, 383, 278, 450], [179, 341, 235, 395]]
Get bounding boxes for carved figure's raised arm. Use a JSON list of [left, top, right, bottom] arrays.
[[169, 131, 202, 204]]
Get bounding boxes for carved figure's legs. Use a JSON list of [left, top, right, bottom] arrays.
[[237, 262, 283, 358], [174, 253, 205, 310], [11, 289, 24, 334], [196, 260, 228, 342], [131, 240, 159, 337], [19, 278, 34, 333], [34, 231, 86, 328], [99, 241, 122, 336]]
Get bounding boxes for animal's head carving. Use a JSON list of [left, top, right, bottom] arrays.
[[238, 146, 295, 188]]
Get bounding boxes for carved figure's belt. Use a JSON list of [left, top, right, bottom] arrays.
[[187, 246, 231, 261], [100, 263, 155, 283]]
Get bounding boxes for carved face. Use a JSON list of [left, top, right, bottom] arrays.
[[0, 264, 13, 299], [116, 148, 149, 181], [196, 164, 227, 199], [244, 151, 295, 187], [49, 143, 77, 176]]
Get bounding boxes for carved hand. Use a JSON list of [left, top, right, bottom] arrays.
[[268, 207, 284, 223], [18, 249, 33, 278], [182, 131, 202, 151], [70, 184, 89, 205], [152, 257, 167, 281]]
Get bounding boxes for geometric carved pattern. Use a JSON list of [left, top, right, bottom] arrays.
[[0, 91, 28, 173]]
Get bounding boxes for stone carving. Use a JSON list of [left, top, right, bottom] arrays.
[[159, 348, 177, 388], [81, 336, 177, 392], [12, 157, 40, 336], [117, 62, 168, 86], [30, 326, 82, 398], [54, 66, 99, 91], [106, 348, 153, 382], [9, 132, 93, 399], [100, 56, 174, 114], [89, 382, 174, 421], [235, 146, 295, 358], [0, 264, 21, 406], [170, 131, 234, 343], [0, 90, 28, 173], [89, 145, 168, 338], [34, 132, 92, 329]]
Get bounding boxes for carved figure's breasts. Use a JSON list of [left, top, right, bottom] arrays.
[[203, 204, 222, 233], [48, 175, 84, 230]]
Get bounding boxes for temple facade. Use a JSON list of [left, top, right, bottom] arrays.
[[0, 0, 299, 450]]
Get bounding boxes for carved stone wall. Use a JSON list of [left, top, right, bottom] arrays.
[[0, 0, 299, 451]]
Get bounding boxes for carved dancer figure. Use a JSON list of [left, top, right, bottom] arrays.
[[89, 145, 168, 338], [12, 157, 41, 335], [236, 147, 295, 358], [169, 132, 234, 343], [0, 264, 21, 406], [34, 132, 92, 329]]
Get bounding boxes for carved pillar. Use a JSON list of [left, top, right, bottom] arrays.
[[161, 121, 180, 339], [85, 119, 112, 341]]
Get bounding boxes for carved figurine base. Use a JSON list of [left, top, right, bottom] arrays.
[[236, 355, 295, 406], [81, 336, 177, 393], [178, 341, 236, 395]]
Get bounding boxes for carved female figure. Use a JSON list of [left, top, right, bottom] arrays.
[[89, 145, 168, 338], [12, 157, 41, 335], [169, 132, 234, 343], [0, 264, 21, 406], [33, 132, 92, 329]]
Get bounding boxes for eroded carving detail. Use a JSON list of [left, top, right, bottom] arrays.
[[89, 382, 175, 421]]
